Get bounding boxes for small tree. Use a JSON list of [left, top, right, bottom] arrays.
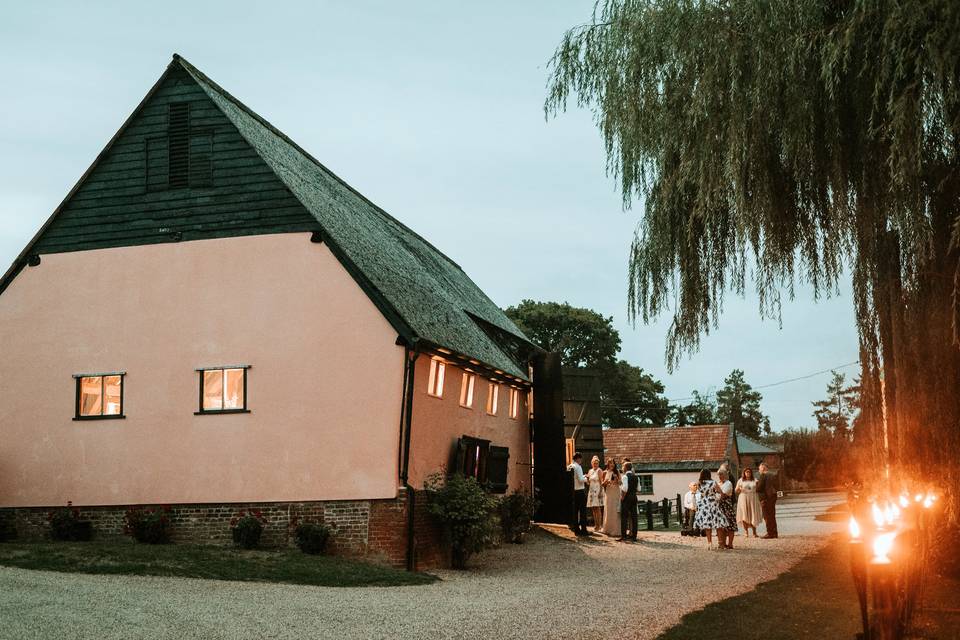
[[424, 472, 497, 569]]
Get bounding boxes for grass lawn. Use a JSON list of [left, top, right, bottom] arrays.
[[0, 541, 437, 588], [656, 538, 862, 640]]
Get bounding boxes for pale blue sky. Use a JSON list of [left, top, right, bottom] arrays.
[[0, 1, 859, 427]]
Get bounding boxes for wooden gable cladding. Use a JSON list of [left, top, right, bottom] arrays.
[[31, 65, 318, 256]]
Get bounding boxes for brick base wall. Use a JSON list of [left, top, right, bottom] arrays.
[[0, 489, 449, 570]]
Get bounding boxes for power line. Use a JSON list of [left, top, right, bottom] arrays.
[[600, 360, 861, 408]]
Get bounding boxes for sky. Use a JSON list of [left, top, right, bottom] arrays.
[[0, 1, 860, 428]]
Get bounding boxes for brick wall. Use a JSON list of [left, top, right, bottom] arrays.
[[0, 489, 451, 570]]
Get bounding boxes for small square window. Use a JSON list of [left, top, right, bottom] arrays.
[[638, 474, 654, 495], [508, 388, 521, 419], [486, 382, 499, 416], [460, 372, 475, 408], [427, 358, 445, 398], [196, 366, 249, 414], [74, 372, 125, 420]]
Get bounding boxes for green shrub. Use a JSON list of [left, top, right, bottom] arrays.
[[499, 491, 537, 544], [47, 502, 92, 542], [123, 506, 172, 544], [230, 510, 267, 549], [424, 472, 497, 569], [295, 522, 330, 555]]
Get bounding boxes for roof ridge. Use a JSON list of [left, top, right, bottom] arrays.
[[172, 54, 467, 275]]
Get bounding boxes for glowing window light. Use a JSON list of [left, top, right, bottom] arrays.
[[872, 532, 896, 563]]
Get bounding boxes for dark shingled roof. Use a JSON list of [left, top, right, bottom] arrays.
[[2, 54, 534, 381], [603, 425, 735, 467]]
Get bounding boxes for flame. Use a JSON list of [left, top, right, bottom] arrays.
[[849, 516, 861, 539], [872, 502, 885, 528], [873, 532, 896, 563], [884, 503, 897, 525]]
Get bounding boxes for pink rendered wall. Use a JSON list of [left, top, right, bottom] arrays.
[[0, 233, 405, 507], [407, 356, 531, 492]]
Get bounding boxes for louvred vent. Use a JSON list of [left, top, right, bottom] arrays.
[[167, 102, 189, 188]]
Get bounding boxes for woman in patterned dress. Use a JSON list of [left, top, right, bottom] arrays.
[[586, 456, 605, 532], [693, 468, 725, 548], [716, 468, 739, 549]]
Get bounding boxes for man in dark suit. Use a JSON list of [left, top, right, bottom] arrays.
[[619, 460, 639, 541], [757, 462, 779, 538]]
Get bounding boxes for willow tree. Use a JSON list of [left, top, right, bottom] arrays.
[[547, 0, 960, 512]]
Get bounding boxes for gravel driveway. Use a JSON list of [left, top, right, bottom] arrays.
[[0, 505, 842, 640]]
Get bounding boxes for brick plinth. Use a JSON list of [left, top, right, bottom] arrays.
[[0, 488, 449, 569]]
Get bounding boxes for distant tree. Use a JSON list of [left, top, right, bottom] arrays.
[[715, 370, 770, 439], [604, 360, 671, 427], [811, 372, 860, 440], [669, 390, 718, 426], [504, 300, 620, 368], [505, 300, 670, 426]]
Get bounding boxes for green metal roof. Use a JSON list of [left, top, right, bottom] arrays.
[[175, 56, 533, 381], [736, 434, 780, 455]]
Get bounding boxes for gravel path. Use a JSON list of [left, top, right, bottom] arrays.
[[0, 506, 842, 640]]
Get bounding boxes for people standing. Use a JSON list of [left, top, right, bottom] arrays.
[[619, 460, 639, 541], [568, 452, 589, 536], [716, 468, 738, 549], [735, 468, 763, 537], [601, 459, 621, 537], [586, 456, 604, 533], [693, 468, 725, 549], [682, 481, 698, 533], [757, 462, 779, 538]]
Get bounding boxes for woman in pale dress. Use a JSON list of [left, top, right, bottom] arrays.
[[600, 458, 621, 537], [736, 468, 763, 537], [586, 456, 604, 532]]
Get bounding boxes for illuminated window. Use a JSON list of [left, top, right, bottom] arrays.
[[486, 382, 499, 416], [74, 373, 125, 420], [459, 372, 476, 408], [427, 358, 445, 398], [197, 366, 249, 413], [565, 438, 575, 466], [508, 388, 521, 419]]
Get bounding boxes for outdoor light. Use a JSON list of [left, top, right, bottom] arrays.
[[923, 496, 933, 509], [849, 515, 861, 540], [898, 495, 909, 508], [872, 502, 885, 528], [914, 493, 923, 502], [872, 532, 896, 564]]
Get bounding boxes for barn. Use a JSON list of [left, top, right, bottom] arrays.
[[0, 55, 539, 569]]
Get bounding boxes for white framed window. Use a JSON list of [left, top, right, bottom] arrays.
[[508, 387, 521, 419], [486, 382, 499, 416], [460, 372, 476, 408], [427, 358, 446, 398]]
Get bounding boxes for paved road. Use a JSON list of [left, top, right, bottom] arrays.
[[0, 507, 842, 640]]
